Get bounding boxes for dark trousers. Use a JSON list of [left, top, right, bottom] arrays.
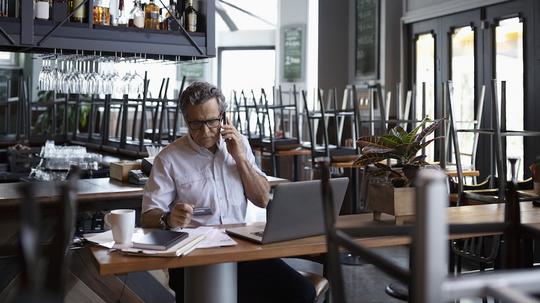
[[169, 259, 316, 303]]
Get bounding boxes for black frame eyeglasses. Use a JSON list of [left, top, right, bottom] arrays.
[[187, 116, 222, 130]]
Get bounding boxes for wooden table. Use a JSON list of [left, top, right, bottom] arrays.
[[0, 176, 289, 208], [0, 178, 141, 207], [89, 202, 540, 302], [90, 201, 540, 276]]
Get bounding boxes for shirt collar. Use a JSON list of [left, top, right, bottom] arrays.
[[186, 133, 226, 156]]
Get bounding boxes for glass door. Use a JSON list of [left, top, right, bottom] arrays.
[[449, 26, 476, 166], [414, 32, 437, 162], [494, 17, 525, 178], [484, 0, 531, 180], [410, 19, 439, 163], [441, 10, 483, 171], [408, 1, 535, 180]]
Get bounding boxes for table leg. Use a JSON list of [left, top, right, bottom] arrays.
[[351, 167, 358, 213], [293, 155, 299, 181], [184, 262, 237, 303]]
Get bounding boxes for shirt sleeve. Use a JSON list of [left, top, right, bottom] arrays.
[[142, 155, 175, 213], [242, 135, 266, 178]]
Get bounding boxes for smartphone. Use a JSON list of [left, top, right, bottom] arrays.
[[221, 111, 230, 141], [222, 111, 228, 125]]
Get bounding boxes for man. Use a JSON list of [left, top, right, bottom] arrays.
[[141, 82, 316, 303]]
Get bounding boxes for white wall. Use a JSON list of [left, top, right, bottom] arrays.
[[218, 30, 275, 48], [403, 0, 510, 23], [318, 0, 349, 90], [276, 0, 317, 95]]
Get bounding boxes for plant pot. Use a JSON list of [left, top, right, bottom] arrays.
[[367, 183, 416, 225]]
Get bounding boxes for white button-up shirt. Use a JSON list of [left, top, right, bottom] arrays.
[[142, 134, 266, 225]]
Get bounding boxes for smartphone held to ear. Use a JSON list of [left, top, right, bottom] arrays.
[[221, 112, 231, 141], [222, 111, 228, 125]]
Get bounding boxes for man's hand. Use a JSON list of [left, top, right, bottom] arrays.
[[221, 117, 246, 163], [168, 203, 194, 228]]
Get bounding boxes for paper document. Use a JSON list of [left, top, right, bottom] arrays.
[[84, 228, 205, 257], [84, 226, 237, 257], [197, 228, 237, 248], [173, 226, 237, 248]]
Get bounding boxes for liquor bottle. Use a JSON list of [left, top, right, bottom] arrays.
[[184, 0, 197, 32], [164, 0, 178, 31], [158, 8, 163, 29], [93, 0, 111, 25], [144, 0, 160, 30], [69, 0, 87, 22], [0, 0, 8, 17], [52, 0, 68, 22], [117, 0, 128, 26], [35, 0, 50, 20], [109, 0, 118, 25], [131, 0, 144, 28]]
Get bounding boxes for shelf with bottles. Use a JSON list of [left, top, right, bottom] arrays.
[[0, 0, 213, 59]]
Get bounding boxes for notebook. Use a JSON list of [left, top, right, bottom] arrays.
[[132, 229, 189, 250]]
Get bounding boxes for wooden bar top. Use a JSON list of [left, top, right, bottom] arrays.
[[0, 178, 142, 207], [0, 176, 289, 207], [90, 202, 540, 276]]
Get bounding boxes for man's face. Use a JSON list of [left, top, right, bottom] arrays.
[[186, 98, 222, 150]]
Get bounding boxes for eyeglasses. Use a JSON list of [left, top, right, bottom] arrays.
[[187, 117, 222, 130]]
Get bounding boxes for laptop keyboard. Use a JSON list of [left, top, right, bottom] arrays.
[[250, 231, 264, 237]]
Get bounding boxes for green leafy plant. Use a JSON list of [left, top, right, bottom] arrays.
[[34, 92, 91, 134], [354, 118, 444, 187]]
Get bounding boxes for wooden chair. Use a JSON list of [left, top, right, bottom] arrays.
[[257, 86, 310, 179], [0, 74, 25, 147], [446, 80, 502, 303], [239, 89, 263, 149], [231, 90, 244, 134], [298, 270, 329, 303], [14, 170, 79, 302], [301, 88, 358, 167]]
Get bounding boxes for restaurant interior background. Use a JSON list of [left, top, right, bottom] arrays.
[[1, 0, 540, 302], [2, 0, 540, 182]]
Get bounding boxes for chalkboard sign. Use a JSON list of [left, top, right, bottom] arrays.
[[180, 61, 205, 81], [356, 0, 379, 80], [282, 25, 305, 82]]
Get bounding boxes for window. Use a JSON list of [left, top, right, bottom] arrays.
[[0, 51, 16, 66], [415, 33, 436, 162], [495, 17, 524, 178], [409, 2, 533, 181], [451, 26, 475, 166], [219, 48, 276, 102]]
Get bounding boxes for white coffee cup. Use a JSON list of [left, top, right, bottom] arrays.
[[105, 209, 135, 244]]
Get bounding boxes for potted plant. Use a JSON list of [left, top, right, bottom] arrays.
[[354, 118, 444, 224]]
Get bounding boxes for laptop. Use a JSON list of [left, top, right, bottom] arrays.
[[226, 177, 349, 244]]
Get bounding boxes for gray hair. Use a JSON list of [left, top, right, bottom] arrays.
[[180, 82, 228, 120]]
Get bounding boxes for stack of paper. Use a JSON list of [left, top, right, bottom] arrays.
[[182, 227, 237, 248], [84, 226, 237, 258]]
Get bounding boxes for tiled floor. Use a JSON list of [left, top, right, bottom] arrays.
[[285, 246, 502, 303]]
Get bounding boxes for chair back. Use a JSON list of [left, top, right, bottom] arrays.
[[16, 169, 79, 302]]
